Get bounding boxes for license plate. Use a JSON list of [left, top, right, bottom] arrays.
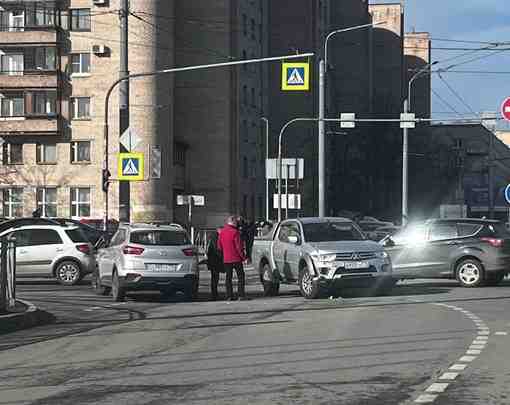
[[344, 261, 369, 270], [145, 263, 178, 272]]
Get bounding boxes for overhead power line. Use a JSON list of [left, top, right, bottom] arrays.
[[431, 88, 463, 117], [437, 73, 477, 115]]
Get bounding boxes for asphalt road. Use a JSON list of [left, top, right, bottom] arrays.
[[1, 267, 509, 405]]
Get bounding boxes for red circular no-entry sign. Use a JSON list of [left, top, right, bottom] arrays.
[[501, 97, 510, 121]]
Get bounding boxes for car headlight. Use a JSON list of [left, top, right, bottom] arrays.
[[375, 251, 389, 259], [316, 254, 337, 263]]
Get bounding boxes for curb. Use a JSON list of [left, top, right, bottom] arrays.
[[0, 299, 55, 335]]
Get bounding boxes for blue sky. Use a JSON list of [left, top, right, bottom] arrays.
[[373, 0, 510, 128]]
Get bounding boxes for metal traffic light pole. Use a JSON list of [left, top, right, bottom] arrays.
[[102, 53, 314, 231]]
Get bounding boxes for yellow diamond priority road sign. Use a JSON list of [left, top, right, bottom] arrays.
[[118, 152, 144, 181], [282, 62, 310, 91]]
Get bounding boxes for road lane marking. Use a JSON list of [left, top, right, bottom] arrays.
[[450, 364, 467, 371], [495, 331, 507, 336], [475, 335, 488, 341], [469, 344, 485, 350], [426, 383, 449, 393], [439, 372, 458, 380], [415, 394, 438, 403], [467, 349, 482, 355], [459, 355, 477, 362], [478, 330, 490, 336]]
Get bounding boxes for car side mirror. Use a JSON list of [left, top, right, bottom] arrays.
[[287, 235, 299, 245], [383, 237, 395, 247]]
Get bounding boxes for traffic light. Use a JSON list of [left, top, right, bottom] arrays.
[[102, 169, 111, 192]]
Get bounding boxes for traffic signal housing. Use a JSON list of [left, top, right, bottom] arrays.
[[102, 169, 111, 192]]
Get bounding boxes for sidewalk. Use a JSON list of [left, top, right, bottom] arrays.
[[0, 299, 55, 335]]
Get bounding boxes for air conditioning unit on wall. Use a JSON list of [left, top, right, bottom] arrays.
[[93, 0, 107, 6], [92, 44, 107, 55]]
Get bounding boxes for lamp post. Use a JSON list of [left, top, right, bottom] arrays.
[[318, 21, 386, 218], [261, 117, 269, 221], [401, 60, 438, 226]]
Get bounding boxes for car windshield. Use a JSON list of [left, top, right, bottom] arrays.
[[65, 228, 89, 243], [302, 221, 365, 242], [130, 230, 190, 246]]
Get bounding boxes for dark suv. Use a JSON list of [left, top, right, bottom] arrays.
[[381, 219, 510, 287]]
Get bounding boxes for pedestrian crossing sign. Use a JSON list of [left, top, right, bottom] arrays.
[[282, 62, 310, 91], [118, 152, 144, 181]]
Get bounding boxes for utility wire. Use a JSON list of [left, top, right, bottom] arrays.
[[430, 37, 509, 46], [442, 47, 510, 71], [437, 73, 477, 115], [129, 11, 234, 60], [431, 88, 463, 117]]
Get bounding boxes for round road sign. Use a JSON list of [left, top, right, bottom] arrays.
[[501, 97, 510, 121], [505, 184, 510, 204]]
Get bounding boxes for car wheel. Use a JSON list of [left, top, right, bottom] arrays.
[[485, 271, 505, 286], [456, 259, 484, 288], [111, 270, 125, 302], [55, 261, 82, 286], [261, 264, 279, 297], [91, 268, 110, 296], [299, 267, 321, 299]]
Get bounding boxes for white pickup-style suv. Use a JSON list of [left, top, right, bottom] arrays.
[[93, 223, 200, 301]]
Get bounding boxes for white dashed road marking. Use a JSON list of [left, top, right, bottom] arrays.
[[414, 303, 491, 403], [495, 331, 507, 336]]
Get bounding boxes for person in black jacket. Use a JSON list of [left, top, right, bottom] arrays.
[[206, 228, 224, 300]]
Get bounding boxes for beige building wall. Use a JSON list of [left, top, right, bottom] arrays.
[[0, 0, 174, 221]]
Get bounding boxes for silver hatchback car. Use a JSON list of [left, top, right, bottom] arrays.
[[0, 225, 95, 285], [93, 224, 200, 301]]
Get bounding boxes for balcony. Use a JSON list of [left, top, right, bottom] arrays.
[[0, 114, 60, 135], [0, 70, 59, 88], [0, 27, 60, 46]]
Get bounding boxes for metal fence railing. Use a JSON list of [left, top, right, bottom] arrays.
[[0, 236, 16, 313]]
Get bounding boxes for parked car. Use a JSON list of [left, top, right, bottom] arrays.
[[0, 217, 60, 235], [369, 225, 400, 241], [51, 218, 109, 246], [0, 225, 95, 285], [93, 223, 200, 301], [380, 218, 510, 287], [251, 217, 394, 299]]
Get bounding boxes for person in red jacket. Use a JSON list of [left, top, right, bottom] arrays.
[[218, 215, 248, 300]]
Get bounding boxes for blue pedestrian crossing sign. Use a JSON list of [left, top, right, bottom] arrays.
[[282, 62, 310, 91], [118, 152, 144, 181]]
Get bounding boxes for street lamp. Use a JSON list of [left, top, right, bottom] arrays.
[[401, 60, 438, 226], [260, 117, 269, 221], [318, 21, 386, 218]]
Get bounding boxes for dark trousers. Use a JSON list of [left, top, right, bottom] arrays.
[[210, 269, 220, 299], [224, 262, 246, 298]]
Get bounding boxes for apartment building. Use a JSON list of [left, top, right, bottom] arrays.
[[0, 0, 174, 221], [173, 0, 269, 227]]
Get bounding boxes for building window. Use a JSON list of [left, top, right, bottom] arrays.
[[70, 53, 90, 75], [2, 143, 23, 165], [243, 85, 247, 105], [242, 14, 247, 36], [34, 5, 55, 27], [70, 187, 91, 217], [251, 18, 256, 40], [36, 143, 57, 164], [243, 195, 247, 217], [70, 141, 91, 163], [242, 50, 247, 71], [34, 47, 56, 71], [0, 52, 23, 75], [33, 91, 56, 115], [174, 143, 186, 166], [258, 196, 263, 219], [70, 9, 91, 31], [251, 88, 256, 107], [36, 187, 57, 217], [70, 97, 90, 119], [0, 93, 24, 117], [243, 156, 248, 178], [2, 188, 23, 218]]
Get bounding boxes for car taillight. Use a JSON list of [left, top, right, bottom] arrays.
[[481, 237, 503, 248], [123, 245, 145, 255], [182, 248, 195, 257], [76, 244, 91, 255]]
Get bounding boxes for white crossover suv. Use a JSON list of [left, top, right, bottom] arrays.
[[93, 223, 200, 301]]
